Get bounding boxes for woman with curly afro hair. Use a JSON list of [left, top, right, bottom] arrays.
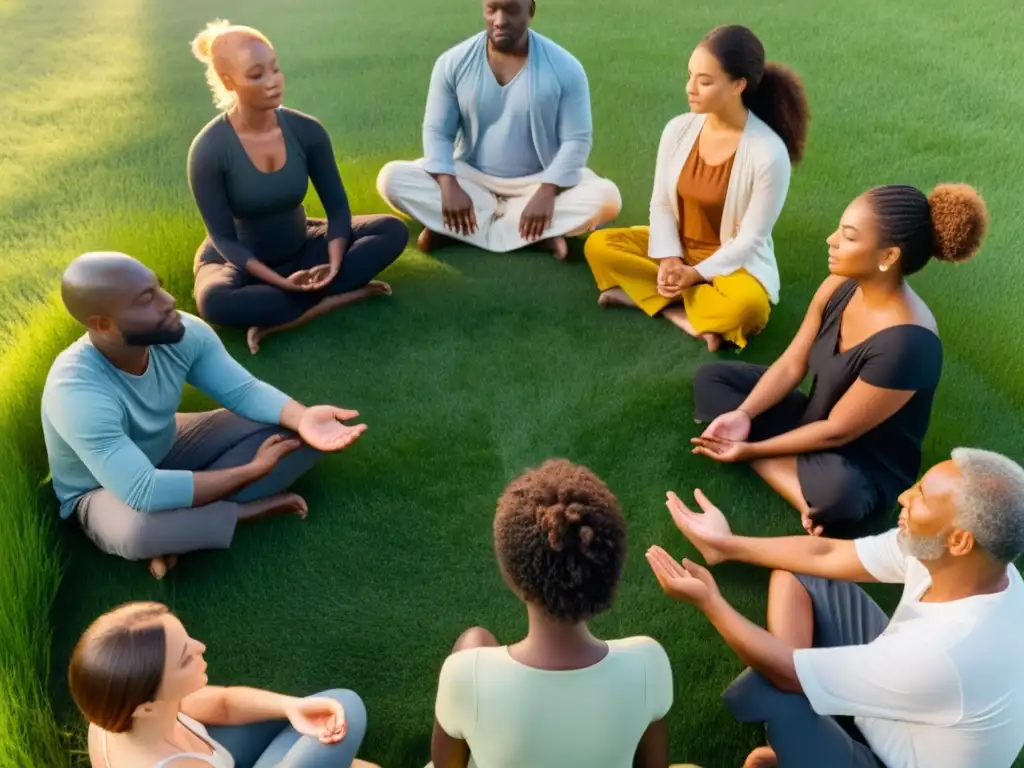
[[690, 182, 989, 540], [427, 459, 674, 768]]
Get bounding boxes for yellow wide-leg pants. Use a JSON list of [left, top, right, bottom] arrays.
[[584, 226, 771, 348]]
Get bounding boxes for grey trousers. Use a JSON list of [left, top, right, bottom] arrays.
[[75, 410, 320, 561], [722, 575, 887, 768]]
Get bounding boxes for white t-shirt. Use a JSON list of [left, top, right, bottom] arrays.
[[432, 636, 672, 768], [793, 529, 1024, 768]]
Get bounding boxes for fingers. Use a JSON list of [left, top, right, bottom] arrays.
[[693, 489, 718, 515], [681, 557, 711, 581], [665, 491, 695, 531], [331, 407, 360, 421], [647, 545, 689, 579]]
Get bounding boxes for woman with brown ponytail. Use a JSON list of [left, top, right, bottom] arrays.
[[690, 183, 988, 540], [584, 25, 808, 352]]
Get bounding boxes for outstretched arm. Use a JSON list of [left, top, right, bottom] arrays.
[[664, 490, 876, 583]]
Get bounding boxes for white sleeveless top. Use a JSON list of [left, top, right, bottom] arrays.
[[101, 713, 234, 768]]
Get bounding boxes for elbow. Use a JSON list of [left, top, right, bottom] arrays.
[[820, 418, 857, 447]]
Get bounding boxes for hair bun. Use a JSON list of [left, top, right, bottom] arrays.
[[190, 19, 232, 64], [540, 501, 591, 553], [928, 183, 988, 263]]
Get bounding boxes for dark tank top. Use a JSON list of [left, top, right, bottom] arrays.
[[803, 279, 943, 496]]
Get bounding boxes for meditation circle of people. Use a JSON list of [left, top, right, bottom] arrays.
[[46, 6, 1024, 768]]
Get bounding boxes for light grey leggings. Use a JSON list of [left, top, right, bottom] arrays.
[[207, 689, 367, 768]]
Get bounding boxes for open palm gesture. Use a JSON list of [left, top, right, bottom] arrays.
[[645, 546, 720, 611], [284, 696, 348, 744], [665, 490, 733, 566], [298, 406, 367, 452]]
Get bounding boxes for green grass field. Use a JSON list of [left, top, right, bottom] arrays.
[[2, 0, 1024, 765]]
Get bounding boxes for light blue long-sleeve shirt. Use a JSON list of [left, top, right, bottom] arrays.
[[422, 29, 593, 188], [42, 312, 291, 518]]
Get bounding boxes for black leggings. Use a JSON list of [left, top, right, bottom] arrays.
[[193, 214, 408, 328], [693, 362, 892, 539]]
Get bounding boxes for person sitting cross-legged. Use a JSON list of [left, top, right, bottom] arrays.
[[690, 182, 988, 538], [42, 252, 368, 580], [71, 601, 380, 767], [188, 20, 408, 355], [376, 0, 621, 260], [428, 459, 673, 768], [646, 448, 1024, 768]]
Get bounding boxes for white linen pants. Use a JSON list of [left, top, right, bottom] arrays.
[[376, 160, 621, 253]]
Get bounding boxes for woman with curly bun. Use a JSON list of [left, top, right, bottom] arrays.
[[690, 183, 989, 539], [428, 459, 674, 768]]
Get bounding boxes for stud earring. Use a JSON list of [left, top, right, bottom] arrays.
[[879, 264, 889, 272]]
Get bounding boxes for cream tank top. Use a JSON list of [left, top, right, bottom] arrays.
[[102, 713, 234, 768]]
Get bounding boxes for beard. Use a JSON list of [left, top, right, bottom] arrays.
[[897, 528, 948, 561], [121, 318, 186, 347]]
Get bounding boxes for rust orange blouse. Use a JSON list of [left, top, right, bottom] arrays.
[[676, 141, 736, 266]]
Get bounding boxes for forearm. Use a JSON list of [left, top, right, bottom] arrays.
[[202, 686, 297, 725], [704, 596, 800, 692], [191, 463, 263, 507], [747, 419, 849, 459], [738, 359, 807, 418], [719, 534, 872, 582], [245, 258, 295, 291], [327, 237, 347, 271], [539, 137, 589, 187]]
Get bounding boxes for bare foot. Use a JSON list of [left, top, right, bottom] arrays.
[[238, 492, 308, 523], [148, 555, 178, 580], [417, 228, 452, 253], [701, 332, 723, 352], [247, 326, 266, 355], [536, 236, 569, 260], [663, 306, 697, 336], [743, 746, 778, 768], [597, 288, 637, 308], [366, 279, 392, 297]]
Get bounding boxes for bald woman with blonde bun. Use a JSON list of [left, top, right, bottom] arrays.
[[187, 20, 408, 354]]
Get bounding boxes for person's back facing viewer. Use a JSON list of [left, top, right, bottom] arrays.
[[428, 459, 673, 768]]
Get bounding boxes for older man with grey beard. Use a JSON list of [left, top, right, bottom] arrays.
[[646, 447, 1024, 768]]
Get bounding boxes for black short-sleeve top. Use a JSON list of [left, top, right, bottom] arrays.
[[803, 279, 944, 493]]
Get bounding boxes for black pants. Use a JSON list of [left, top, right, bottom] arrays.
[[693, 362, 888, 539], [194, 215, 408, 328], [722, 575, 886, 768]]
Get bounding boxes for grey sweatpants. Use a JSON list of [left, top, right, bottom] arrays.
[[722, 575, 887, 768], [75, 410, 320, 561]]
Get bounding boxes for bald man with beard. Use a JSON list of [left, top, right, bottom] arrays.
[[42, 252, 367, 579]]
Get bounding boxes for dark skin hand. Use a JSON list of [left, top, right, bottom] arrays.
[[519, 184, 558, 241], [437, 175, 478, 236]]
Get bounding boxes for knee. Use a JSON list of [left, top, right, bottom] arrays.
[[317, 689, 367, 744], [116, 511, 155, 561], [809, 472, 874, 525], [379, 215, 411, 253], [193, 280, 234, 327], [376, 160, 419, 202], [767, 570, 807, 609], [583, 178, 622, 223], [582, 228, 614, 262], [452, 625, 498, 653], [692, 362, 736, 414]]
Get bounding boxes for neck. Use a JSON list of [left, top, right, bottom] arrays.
[[924, 554, 1009, 602], [524, 603, 596, 647], [89, 332, 149, 375], [706, 101, 749, 132], [229, 102, 277, 132], [855, 272, 905, 307], [113, 702, 181, 748]]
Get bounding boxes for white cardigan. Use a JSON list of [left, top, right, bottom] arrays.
[[647, 111, 791, 304]]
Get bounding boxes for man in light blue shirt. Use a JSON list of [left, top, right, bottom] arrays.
[[42, 251, 368, 579], [377, 0, 621, 259]]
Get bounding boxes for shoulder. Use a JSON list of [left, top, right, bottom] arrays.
[[810, 275, 853, 314], [532, 31, 586, 79], [177, 312, 222, 355], [745, 112, 790, 168], [435, 32, 486, 73], [44, 340, 109, 403], [279, 107, 331, 146], [657, 112, 701, 147], [608, 636, 672, 670], [188, 113, 230, 162], [869, 323, 942, 359]]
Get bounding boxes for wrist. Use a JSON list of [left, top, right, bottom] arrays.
[[701, 592, 729, 620]]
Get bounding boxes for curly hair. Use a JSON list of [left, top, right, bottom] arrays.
[[701, 25, 810, 164], [494, 459, 627, 623], [866, 183, 989, 275]]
